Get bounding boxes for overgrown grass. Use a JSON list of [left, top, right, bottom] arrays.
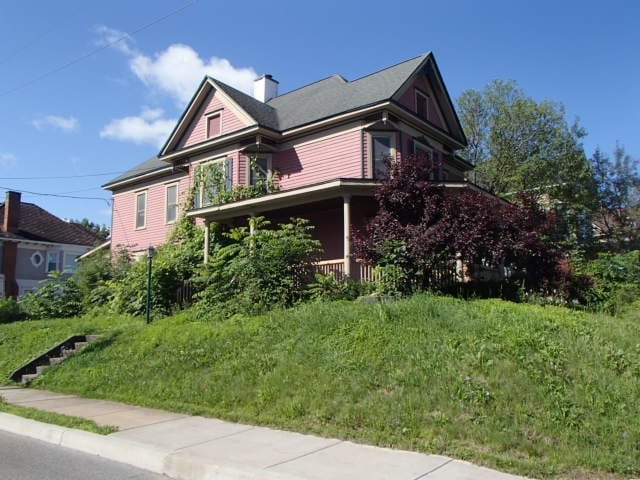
[[0, 313, 141, 383], [0, 396, 116, 434], [1, 296, 638, 478]]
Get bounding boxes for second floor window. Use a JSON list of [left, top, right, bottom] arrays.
[[194, 157, 234, 208], [166, 183, 178, 223], [372, 134, 395, 179], [250, 156, 271, 185], [135, 191, 147, 229]]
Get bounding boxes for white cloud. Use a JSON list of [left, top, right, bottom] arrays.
[[0, 153, 16, 167], [100, 107, 176, 148], [95, 26, 258, 104], [33, 114, 78, 132]]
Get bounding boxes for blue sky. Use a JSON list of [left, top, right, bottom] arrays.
[[0, 0, 638, 225]]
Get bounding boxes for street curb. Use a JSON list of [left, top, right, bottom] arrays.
[[0, 412, 302, 480]]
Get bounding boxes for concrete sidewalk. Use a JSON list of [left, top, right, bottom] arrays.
[[0, 386, 529, 480]]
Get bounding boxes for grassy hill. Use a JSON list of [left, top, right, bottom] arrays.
[[1, 295, 638, 478]]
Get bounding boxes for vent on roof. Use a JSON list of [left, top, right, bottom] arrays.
[[253, 74, 279, 102]]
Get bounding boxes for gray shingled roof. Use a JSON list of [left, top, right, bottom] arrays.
[[268, 54, 428, 130], [105, 53, 431, 187], [102, 156, 170, 188]]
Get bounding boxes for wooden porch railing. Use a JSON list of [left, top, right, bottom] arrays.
[[314, 259, 346, 278]]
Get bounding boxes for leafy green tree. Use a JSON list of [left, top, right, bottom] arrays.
[[71, 218, 110, 239], [590, 145, 640, 250], [457, 80, 597, 244]]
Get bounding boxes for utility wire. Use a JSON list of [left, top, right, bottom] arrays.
[[0, 0, 198, 97], [0, 186, 110, 202]]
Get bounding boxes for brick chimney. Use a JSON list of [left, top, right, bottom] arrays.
[[2, 191, 20, 298], [3, 191, 21, 233]]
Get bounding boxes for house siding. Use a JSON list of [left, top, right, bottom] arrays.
[[397, 74, 447, 131], [273, 128, 362, 190], [111, 172, 192, 253], [177, 89, 248, 149]]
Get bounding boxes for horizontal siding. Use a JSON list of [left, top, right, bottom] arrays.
[[274, 129, 362, 190], [397, 75, 447, 131], [111, 172, 192, 253], [178, 89, 248, 149]]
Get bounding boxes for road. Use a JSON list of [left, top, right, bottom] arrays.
[[0, 430, 170, 480]]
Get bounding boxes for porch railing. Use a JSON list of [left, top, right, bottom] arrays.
[[314, 259, 346, 278]]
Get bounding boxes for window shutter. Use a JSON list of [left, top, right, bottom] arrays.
[[225, 157, 234, 191]]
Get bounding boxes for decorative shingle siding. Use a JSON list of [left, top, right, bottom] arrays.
[[177, 89, 248, 149], [274, 128, 362, 190]]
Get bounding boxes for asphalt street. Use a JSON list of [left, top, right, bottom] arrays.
[[0, 430, 170, 480]]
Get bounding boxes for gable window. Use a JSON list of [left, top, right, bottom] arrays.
[[135, 191, 147, 229], [63, 253, 79, 273], [165, 183, 179, 224], [249, 156, 272, 186], [194, 157, 234, 208], [371, 133, 395, 179], [415, 90, 429, 120], [207, 113, 221, 138], [47, 252, 59, 272]]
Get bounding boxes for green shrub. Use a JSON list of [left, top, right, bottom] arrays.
[[195, 217, 321, 318], [19, 273, 83, 319], [111, 217, 204, 316], [74, 247, 130, 309], [306, 273, 371, 301], [0, 297, 23, 323]]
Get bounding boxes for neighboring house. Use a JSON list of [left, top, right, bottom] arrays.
[[0, 191, 103, 297], [104, 52, 486, 279]]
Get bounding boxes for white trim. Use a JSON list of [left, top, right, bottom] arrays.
[[30, 250, 44, 268], [135, 190, 148, 230], [165, 182, 179, 224], [62, 252, 81, 273], [103, 166, 174, 191], [159, 126, 261, 163], [77, 240, 111, 261], [193, 156, 229, 209]]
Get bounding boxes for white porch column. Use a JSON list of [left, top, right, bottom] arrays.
[[203, 220, 210, 264], [343, 194, 351, 277]]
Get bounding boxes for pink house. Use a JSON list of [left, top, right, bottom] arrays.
[[103, 52, 479, 279]]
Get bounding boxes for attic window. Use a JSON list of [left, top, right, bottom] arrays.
[[207, 113, 221, 138], [415, 90, 429, 120]]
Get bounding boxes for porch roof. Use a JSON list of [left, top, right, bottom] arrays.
[[187, 178, 378, 222]]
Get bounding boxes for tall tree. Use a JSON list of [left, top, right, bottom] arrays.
[[457, 80, 597, 237], [590, 145, 640, 250], [72, 218, 110, 239]]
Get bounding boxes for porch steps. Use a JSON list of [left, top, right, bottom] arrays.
[[9, 335, 101, 384]]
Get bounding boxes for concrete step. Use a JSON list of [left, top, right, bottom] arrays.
[[21, 374, 38, 383], [36, 365, 49, 375], [62, 349, 75, 358], [73, 342, 88, 350], [85, 335, 100, 342], [49, 357, 64, 366]]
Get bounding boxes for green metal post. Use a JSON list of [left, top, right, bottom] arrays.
[[146, 246, 155, 324]]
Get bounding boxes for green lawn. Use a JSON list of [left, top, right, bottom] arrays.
[[0, 296, 638, 478]]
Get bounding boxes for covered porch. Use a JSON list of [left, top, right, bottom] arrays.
[[187, 179, 380, 280]]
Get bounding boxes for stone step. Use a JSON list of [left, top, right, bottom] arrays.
[[85, 335, 100, 342], [21, 374, 38, 383], [73, 342, 88, 350], [36, 365, 49, 375], [62, 348, 75, 358], [49, 357, 64, 366]]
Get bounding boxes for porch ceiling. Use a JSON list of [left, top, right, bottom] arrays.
[[187, 178, 378, 222]]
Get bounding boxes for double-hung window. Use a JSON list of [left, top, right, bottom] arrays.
[[47, 252, 59, 272], [371, 133, 395, 179], [165, 183, 179, 224], [63, 254, 79, 273], [135, 191, 147, 229]]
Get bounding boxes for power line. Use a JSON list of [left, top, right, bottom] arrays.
[[0, 172, 123, 180], [0, 0, 198, 98], [0, 186, 110, 203]]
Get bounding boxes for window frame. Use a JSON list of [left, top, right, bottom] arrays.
[[165, 182, 179, 224], [62, 253, 80, 274], [249, 154, 272, 186], [135, 190, 147, 230], [369, 132, 396, 180], [415, 89, 429, 120], [193, 155, 232, 209], [206, 110, 223, 139], [46, 251, 59, 272]]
